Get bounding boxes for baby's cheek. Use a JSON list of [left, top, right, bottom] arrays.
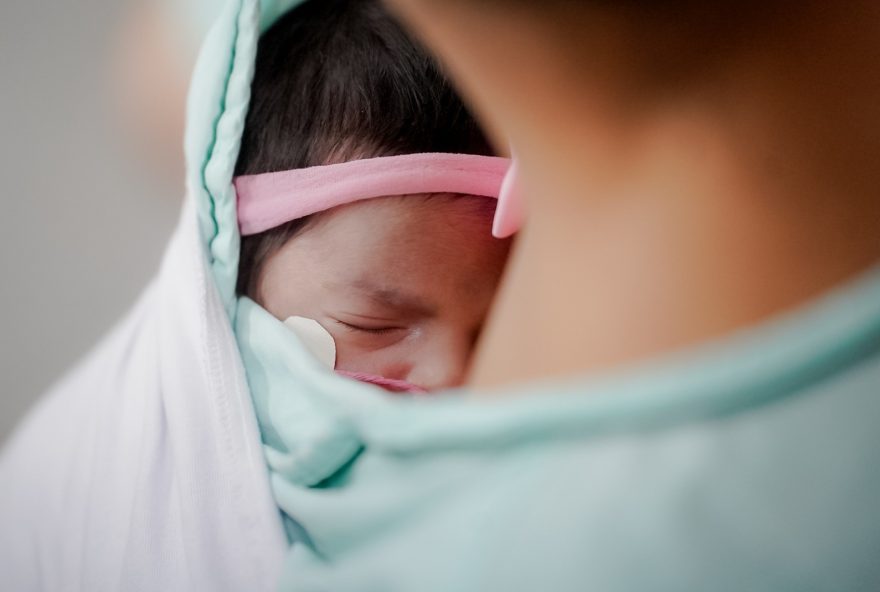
[[333, 338, 413, 381]]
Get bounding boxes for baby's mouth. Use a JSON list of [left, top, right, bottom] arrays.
[[336, 370, 428, 394]]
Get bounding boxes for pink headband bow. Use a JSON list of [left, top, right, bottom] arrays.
[[234, 152, 521, 238]]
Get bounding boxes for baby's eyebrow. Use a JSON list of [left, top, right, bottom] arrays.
[[351, 279, 437, 317]]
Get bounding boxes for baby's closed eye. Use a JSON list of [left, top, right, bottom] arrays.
[[330, 313, 414, 351]]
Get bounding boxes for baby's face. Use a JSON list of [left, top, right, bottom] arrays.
[[257, 195, 511, 391]]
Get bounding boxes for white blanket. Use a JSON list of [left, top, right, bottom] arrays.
[[0, 0, 300, 588], [0, 202, 287, 591]]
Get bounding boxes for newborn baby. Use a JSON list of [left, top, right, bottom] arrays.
[[234, 0, 512, 392]]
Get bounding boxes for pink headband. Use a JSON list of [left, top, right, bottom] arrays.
[[234, 152, 517, 237]]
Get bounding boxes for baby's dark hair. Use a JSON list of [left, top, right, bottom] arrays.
[[235, 0, 493, 296]]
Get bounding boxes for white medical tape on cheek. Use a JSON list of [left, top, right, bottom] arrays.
[[283, 316, 337, 368]]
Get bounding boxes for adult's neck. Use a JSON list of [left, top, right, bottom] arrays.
[[469, 119, 880, 390], [465, 5, 880, 390]]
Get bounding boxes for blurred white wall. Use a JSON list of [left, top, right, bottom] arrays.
[[0, 0, 181, 441]]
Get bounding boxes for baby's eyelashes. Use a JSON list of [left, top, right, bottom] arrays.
[[335, 319, 404, 335]]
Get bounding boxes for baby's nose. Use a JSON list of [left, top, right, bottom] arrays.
[[406, 337, 470, 391]]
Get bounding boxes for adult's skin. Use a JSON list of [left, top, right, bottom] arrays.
[[385, 0, 880, 391], [111, 1, 196, 186]]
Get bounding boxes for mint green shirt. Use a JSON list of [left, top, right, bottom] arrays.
[[235, 261, 880, 591]]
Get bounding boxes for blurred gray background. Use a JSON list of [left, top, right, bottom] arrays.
[[0, 1, 191, 441]]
